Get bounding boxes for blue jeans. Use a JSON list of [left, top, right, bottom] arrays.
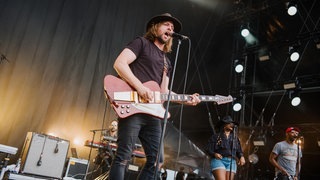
[[109, 114, 162, 180]]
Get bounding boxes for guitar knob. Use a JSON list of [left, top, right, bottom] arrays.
[[121, 105, 125, 108], [120, 110, 124, 114], [126, 109, 130, 113], [126, 105, 130, 108]]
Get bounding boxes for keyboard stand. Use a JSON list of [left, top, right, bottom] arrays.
[[0, 144, 18, 179]]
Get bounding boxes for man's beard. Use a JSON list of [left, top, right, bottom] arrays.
[[156, 35, 166, 44], [289, 136, 297, 142]]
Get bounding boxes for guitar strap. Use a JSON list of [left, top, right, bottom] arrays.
[[163, 56, 168, 77], [162, 55, 169, 85]]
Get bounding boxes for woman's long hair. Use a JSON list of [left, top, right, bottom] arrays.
[[144, 22, 173, 53]]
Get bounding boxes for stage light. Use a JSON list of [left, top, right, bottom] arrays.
[[288, 89, 301, 106], [291, 96, 301, 106], [287, 1, 298, 16], [259, 54, 270, 61], [234, 59, 244, 73], [235, 64, 244, 73], [233, 102, 242, 112], [248, 146, 259, 164], [290, 51, 300, 62], [315, 39, 320, 49], [248, 153, 259, 164], [289, 46, 300, 62], [317, 139, 320, 147], [240, 23, 250, 37], [253, 135, 266, 146], [241, 28, 250, 37], [73, 138, 82, 146], [283, 81, 296, 90], [258, 48, 270, 61]]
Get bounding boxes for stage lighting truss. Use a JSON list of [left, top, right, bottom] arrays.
[[288, 46, 300, 62], [287, 1, 298, 16]]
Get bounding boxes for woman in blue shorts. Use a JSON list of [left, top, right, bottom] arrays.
[[207, 116, 245, 180]]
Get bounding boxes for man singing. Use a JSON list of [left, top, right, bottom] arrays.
[[269, 127, 302, 180], [108, 13, 201, 180]]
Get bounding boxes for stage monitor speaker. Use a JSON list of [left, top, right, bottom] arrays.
[[64, 157, 89, 179], [20, 132, 69, 179]]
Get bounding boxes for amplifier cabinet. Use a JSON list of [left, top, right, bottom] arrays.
[[20, 132, 69, 179], [64, 157, 89, 179]]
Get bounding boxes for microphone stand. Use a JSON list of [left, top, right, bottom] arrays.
[[296, 137, 302, 179], [229, 125, 238, 179], [154, 39, 182, 180], [86, 130, 97, 180]]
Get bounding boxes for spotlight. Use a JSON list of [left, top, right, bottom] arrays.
[[283, 81, 296, 90], [289, 46, 300, 62], [233, 102, 242, 111], [240, 24, 250, 37], [290, 52, 300, 62], [253, 135, 266, 146], [288, 90, 301, 106], [234, 59, 244, 73], [248, 146, 259, 164], [235, 64, 244, 73], [241, 28, 250, 37], [259, 54, 270, 61], [258, 48, 270, 61], [291, 96, 301, 106], [248, 153, 259, 164], [317, 138, 320, 147], [314, 39, 320, 49], [287, 1, 297, 16]]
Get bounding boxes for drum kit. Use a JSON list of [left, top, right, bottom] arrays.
[[84, 133, 145, 179]]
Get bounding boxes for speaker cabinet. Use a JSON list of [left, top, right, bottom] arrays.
[[64, 157, 89, 179], [20, 132, 69, 179]]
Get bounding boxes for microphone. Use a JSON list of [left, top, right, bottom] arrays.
[[166, 32, 189, 40]]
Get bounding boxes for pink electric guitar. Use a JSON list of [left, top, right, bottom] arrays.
[[104, 75, 233, 119]]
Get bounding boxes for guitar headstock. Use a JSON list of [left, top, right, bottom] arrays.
[[214, 95, 234, 105]]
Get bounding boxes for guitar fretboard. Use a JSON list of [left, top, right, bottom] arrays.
[[160, 94, 224, 102]]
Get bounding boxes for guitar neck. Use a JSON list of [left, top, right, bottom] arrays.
[[161, 94, 217, 102]]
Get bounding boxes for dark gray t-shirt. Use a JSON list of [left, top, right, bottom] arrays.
[[272, 141, 302, 176], [125, 37, 172, 86]]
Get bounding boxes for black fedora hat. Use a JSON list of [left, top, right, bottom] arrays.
[[217, 116, 239, 127], [146, 13, 182, 33]]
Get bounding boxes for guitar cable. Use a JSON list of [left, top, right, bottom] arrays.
[[37, 135, 47, 166]]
